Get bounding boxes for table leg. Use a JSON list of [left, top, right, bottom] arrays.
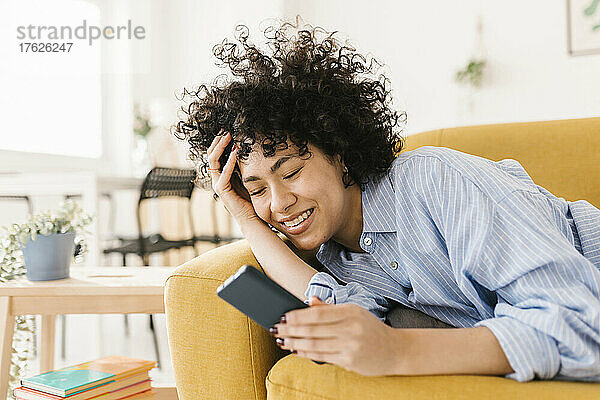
[[1, 297, 15, 400], [40, 315, 56, 373]]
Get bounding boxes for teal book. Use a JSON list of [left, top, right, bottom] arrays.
[[21, 369, 115, 397]]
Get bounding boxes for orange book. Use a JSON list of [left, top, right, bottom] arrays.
[[14, 372, 150, 400]]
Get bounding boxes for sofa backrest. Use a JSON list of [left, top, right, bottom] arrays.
[[402, 117, 600, 208]]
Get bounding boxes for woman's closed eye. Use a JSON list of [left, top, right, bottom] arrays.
[[249, 168, 303, 197], [283, 168, 302, 180], [250, 188, 266, 197]]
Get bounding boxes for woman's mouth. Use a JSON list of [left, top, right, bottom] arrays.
[[281, 208, 314, 235]]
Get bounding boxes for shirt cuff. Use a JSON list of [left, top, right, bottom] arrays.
[[475, 313, 560, 381], [303, 271, 347, 305]]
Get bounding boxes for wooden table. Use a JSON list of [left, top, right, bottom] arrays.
[[0, 266, 178, 400]]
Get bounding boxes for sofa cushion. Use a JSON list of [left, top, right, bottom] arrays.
[[266, 355, 600, 400]]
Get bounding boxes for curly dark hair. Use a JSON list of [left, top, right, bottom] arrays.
[[172, 18, 406, 193]]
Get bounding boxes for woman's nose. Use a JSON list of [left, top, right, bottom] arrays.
[[270, 185, 296, 214]]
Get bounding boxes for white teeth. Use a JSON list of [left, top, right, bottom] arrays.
[[283, 209, 313, 227]]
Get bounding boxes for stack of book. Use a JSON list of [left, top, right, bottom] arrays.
[[14, 355, 157, 400]]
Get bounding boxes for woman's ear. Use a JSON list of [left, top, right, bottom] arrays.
[[336, 155, 347, 171], [338, 156, 348, 175]]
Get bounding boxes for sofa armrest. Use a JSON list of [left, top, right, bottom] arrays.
[[164, 239, 290, 400]]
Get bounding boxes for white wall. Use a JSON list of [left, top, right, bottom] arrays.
[[281, 0, 600, 135]]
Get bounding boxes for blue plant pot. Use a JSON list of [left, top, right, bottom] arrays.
[[22, 232, 75, 281]]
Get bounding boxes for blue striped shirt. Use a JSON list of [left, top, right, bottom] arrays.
[[303, 146, 600, 382]]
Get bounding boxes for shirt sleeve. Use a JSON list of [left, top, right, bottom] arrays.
[[415, 156, 600, 382], [303, 271, 390, 322]]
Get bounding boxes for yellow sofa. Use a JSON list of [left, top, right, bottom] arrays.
[[164, 117, 600, 399]]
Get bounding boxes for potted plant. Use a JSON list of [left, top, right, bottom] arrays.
[[2, 200, 93, 281], [0, 200, 92, 398]]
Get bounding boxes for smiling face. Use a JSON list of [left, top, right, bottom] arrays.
[[237, 140, 363, 252]]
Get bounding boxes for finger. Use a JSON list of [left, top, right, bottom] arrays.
[[217, 146, 238, 187], [207, 131, 232, 168], [274, 319, 342, 339], [206, 130, 225, 155], [284, 304, 348, 326], [278, 336, 341, 354]]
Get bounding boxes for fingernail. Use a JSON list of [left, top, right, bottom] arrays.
[[275, 337, 285, 347], [269, 326, 278, 335], [280, 315, 286, 324]]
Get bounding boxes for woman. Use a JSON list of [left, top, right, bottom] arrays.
[[173, 20, 600, 382]]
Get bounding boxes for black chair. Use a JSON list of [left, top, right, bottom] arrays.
[[103, 168, 200, 265], [103, 167, 241, 264]]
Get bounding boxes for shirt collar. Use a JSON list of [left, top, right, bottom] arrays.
[[361, 172, 397, 233]]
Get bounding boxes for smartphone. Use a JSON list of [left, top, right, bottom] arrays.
[[217, 264, 327, 365], [217, 264, 309, 330]]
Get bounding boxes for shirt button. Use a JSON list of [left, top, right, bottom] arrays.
[[363, 237, 372, 246], [390, 261, 398, 270]]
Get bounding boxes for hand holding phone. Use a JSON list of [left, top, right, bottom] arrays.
[[217, 265, 327, 365]]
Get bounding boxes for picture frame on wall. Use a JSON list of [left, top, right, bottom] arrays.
[[567, 0, 600, 55]]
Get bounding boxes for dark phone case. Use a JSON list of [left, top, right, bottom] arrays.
[[216, 264, 309, 330]]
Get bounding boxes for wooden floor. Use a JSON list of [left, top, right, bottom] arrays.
[[25, 313, 175, 387]]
